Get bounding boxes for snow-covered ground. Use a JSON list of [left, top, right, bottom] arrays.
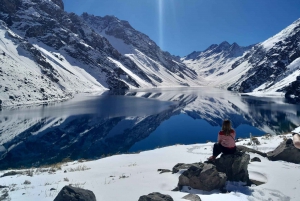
[[0, 130, 299, 201]]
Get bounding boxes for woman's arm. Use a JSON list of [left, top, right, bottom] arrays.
[[217, 131, 221, 143]]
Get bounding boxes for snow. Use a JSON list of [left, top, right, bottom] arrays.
[[0, 131, 299, 201], [261, 19, 300, 51], [292, 127, 300, 134]]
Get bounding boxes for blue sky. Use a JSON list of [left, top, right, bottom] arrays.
[[63, 0, 300, 56]]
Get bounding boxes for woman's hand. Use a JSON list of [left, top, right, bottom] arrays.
[[293, 133, 300, 149]]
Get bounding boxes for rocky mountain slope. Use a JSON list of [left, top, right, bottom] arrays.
[[183, 19, 300, 101], [0, 0, 200, 107]]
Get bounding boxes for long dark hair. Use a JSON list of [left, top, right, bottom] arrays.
[[222, 119, 233, 136]]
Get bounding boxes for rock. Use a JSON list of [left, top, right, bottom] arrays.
[[23, 180, 31, 185], [215, 151, 250, 183], [138, 192, 173, 201], [236, 145, 267, 157], [0, 191, 9, 200], [172, 163, 199, 174], [54, 185, 96, 201], [251, 137, 260, 145], [178, 163, 227, 192], [0, 171, 21, 177], [251, 157, 261, 162], [171, 187, 179, 191], [157, 169, 171, 174], [267, 138, 300, 163], [50, 188, 56, 191], [182, 194, 201, 201]]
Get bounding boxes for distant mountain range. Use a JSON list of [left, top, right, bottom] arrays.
[[0, 0, 299, 107]]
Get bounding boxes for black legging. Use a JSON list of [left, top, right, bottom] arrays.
[[213, 143, 236, 157]]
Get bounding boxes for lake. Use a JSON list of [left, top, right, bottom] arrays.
[[0, 87, 299, 170]]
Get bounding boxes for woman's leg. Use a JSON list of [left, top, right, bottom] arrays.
[[221, 146, 236, 155], [213, 143, 222, 157]]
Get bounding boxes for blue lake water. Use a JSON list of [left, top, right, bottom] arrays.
[[0, 87, 299, 169]]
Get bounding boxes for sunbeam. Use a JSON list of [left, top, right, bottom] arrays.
[[158, 0, 164, 49]]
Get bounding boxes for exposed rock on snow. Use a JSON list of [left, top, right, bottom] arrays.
[[138, 192, 174, 201], [215, 152, 250, 183], [178, 163, 227, 191], [182, 194, 202, 201], [54, 185, 96, 201], [251, 157, 261, 162], [267, 138, 300, 163]]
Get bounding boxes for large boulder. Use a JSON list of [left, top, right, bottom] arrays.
[[267, 138, 300, 163], [53, 185, 96, 201], [178, 163, 227, 192], [138, 192, 173, 201], [215, 151, 250, 183]]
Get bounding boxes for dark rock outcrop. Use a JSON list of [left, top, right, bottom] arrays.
[[285, 76, 300, 104], [267, 138, 300, 163], [53, 186, 96, 201], [138, 192, 173, 201], [215, 152, 250, 183], [178, 163, 227, 192], [237, 145, 267, 157]]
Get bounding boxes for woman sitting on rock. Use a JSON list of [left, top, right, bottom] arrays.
[[208, 119, 236, 161]]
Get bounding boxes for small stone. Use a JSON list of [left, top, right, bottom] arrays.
[[158, 169, 171, 174], [50, 188, 56, 191], [251, 157, 261, 162], [182, 194, 201, 201], [23, 180, 31, 185]]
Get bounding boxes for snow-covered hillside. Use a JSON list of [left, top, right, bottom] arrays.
[[0, 132, 299, 201], [0, 0, 201, 107]]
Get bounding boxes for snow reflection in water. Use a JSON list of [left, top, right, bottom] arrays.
[[0, 88, 299, 169]]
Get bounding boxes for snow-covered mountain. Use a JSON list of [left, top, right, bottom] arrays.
[[1, 0, 300, 107], [182, 41, 254, 85], [183, 19, 300, 101], [0, 0, 200, 107]]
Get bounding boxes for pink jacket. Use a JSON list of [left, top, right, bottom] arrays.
[[217, 130, 236, 148]]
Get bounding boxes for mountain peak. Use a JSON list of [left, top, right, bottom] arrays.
[[219, 41, 230, 48]]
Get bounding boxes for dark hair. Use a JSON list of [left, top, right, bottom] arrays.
[[222, 119, 233, 136]]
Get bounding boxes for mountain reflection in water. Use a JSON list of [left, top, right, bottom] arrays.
[[0, 88, 299, 170]]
